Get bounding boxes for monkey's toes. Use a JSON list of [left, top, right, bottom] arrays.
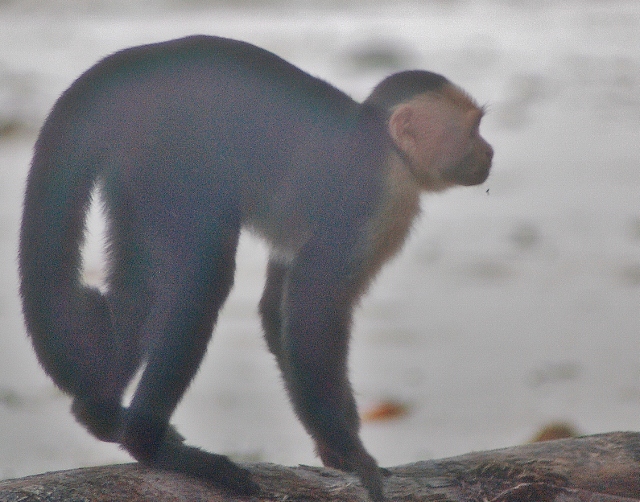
[[156, 442, 260, 496]]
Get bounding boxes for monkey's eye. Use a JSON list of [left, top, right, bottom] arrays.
[[467, 111, 483, 136]]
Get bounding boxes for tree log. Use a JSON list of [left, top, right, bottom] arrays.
[[2, 431, 640, 501]]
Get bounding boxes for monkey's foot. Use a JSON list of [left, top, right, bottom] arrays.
[[153, 442, 260, 496], [121, 413, 259, 496]]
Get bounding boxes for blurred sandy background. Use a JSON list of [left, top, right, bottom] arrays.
[[1, 0, 639, 480]]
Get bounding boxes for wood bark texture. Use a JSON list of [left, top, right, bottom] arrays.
[[1, 431, 640, 501]]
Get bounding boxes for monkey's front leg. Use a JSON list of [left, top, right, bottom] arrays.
[[282, 245, 384, 501]]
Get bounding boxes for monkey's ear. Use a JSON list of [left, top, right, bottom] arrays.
[[388, 105, 417, 156]]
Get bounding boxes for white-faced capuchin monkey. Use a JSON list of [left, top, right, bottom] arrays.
[[19, 35, 492, 501]]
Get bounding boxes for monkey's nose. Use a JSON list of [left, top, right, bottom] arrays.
[[486, 144, 494, 162]]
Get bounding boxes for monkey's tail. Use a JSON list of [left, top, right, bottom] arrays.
[[19, 115, 116, 402]]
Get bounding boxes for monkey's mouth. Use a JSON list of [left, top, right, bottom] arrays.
[[446, 162, 491, 187], [462, 164, 491, 186]]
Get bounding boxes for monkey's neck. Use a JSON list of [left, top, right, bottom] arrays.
[[380, 151, 423, 243], [355, 152, 422, 285]]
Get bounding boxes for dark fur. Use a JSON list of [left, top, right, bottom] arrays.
[[365, 70, 449, 109], [20, 35, 479, 501]]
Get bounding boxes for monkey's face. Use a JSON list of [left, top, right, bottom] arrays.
[[388, 88, 493, 192], [439, 114, 493, 187]]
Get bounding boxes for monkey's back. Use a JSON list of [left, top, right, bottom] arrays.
[[37, 35, 387, 252]]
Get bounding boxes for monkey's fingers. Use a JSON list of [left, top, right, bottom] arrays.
[[318, 442, 385, 501], [317, 442, 354, 471], [153, 442, 260, 496], [352, 451, 385, 502]]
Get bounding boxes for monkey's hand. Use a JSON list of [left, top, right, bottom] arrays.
[[318, 442, 385, 501]]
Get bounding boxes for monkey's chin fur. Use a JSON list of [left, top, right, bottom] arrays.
[[456, 166, 491, 186], [403, 160, 491, 193], [441, 161, 491, 187]]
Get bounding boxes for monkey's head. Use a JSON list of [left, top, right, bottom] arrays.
[[366, 70, 493, 192]]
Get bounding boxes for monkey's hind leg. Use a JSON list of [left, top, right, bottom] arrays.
[[117, 219, 258, 496]]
